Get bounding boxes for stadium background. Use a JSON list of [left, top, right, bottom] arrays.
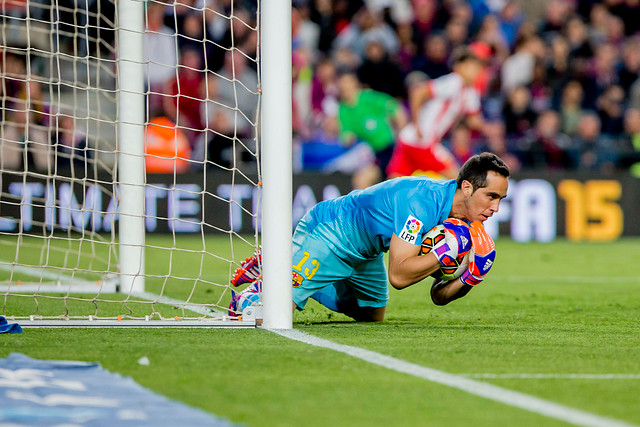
[[3, 0, 640, 240]]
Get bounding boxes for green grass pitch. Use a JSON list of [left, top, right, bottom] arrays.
[[2, 235, 640, 426]]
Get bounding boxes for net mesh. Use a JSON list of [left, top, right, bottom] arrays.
[[0, 0, 262, 323]]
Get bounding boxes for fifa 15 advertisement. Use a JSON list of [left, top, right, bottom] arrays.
[[0, 172, 638, 241]]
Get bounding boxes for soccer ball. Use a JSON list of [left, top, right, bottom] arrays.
[[228, 282, 261, 317], [420, 225, 469, 281]]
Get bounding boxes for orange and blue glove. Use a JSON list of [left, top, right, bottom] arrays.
[[433, 218, 472, 267], [460, 221, 495, 286]]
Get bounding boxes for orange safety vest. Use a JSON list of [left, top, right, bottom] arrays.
[[144, 117, 191, 173]]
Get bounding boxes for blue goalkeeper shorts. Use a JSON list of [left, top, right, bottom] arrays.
[[291, 215, 389, 310]]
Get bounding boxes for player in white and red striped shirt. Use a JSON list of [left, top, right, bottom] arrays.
[[387, 46, 489, 179]]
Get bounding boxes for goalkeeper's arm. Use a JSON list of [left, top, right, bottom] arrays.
[[388, 233, 442, 290], [430, 278, 473, 306]]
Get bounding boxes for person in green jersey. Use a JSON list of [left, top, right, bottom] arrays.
[[337, 73, 407, 188]]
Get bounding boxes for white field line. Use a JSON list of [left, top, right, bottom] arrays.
[[270, 329, 636, 427], [492, 276, 640, 283], [0, 262, 99, 284], [463, 374, 640, 380]]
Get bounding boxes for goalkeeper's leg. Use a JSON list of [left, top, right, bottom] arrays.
[[298, 283, 386, 322]]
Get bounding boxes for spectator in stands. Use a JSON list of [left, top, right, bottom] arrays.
[[591, 42, 620, 96], [207, 8, 257, 73], [588, 3, 611, 45], [216, 50, 259, 138], [501, 34, 545, 94], [177, 10, 212, 70], [144, 1, 179, 117], [564, 15, 594, 60], [618, 38, 640, 96], [571, 111, 609, 171], [0, 102, 51, 173], [482, 120, 521, 173], [515, 109, 576, 169], [311, 58, 339, 119], [597, 85, 625, 136], [1, 52, 48, 127], [502, 85, 537, 138], [293, 2, 321, 58], [54, 113, 91, 173], [530, 60, 553, 113], [448, 123, 475, 166], [357, 39, 405, 98], [309, 0, 340, 54], [604, 14, 625, 47], [198, 73, 236, 168], [333, 7, 399, 59], [336, 72, 407, 188], [394, 22, 418, 75], [164, 47, 205, 142], [559, 80, 586, 136], [410, 32, 450, 79], [200, 0, 228, 46], [474, 14, 509, 55], [332, 46, 361, 74], [443, 17, 470, 51], [546, 35, 571, 105], [410, 0, 437, 47], [574, 111, 599, 159], [537, 0, 571, 38], [497, 1, 525, 48]]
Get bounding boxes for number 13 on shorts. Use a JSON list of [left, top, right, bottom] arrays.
[[293, 251, 320, 280]]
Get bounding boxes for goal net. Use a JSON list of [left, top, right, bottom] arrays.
[[0, 0, 274, 326]]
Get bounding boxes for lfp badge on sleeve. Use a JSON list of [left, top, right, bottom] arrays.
[[399, 215, 423, 244]]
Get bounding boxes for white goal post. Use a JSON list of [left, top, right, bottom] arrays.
[[118, 0, 146, 296], [261, 0, 292, 329], [0, 0, 292, 328]]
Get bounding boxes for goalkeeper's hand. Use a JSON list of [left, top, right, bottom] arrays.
[[460, 221, 496, 286], [433, 218, 472, 267]]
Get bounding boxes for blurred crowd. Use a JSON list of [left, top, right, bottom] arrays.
[[2, 0, 640, 182], [288, 0, 640, 186]]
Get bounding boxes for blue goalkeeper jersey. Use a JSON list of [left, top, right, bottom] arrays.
[[306, 177, 456, 260]]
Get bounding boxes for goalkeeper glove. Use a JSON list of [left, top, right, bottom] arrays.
[[460, 221, 496, 286], [433, 218, 471, 267]]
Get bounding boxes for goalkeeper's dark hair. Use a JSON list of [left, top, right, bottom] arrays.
[[456, 152, 510, 191]]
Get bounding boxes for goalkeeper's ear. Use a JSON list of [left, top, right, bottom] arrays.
[[461, 180, 474, 198]]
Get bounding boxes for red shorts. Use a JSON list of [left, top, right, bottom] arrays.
[[386, 142, 457, 177]]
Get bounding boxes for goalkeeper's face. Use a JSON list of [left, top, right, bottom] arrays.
[[464, 171, 508, 222]]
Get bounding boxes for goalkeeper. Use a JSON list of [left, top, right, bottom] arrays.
[[233, 152, 509, 321]]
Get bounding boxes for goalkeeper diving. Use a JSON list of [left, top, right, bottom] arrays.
[[231, 152, 509, 321]]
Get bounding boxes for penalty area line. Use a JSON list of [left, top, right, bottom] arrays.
[[269, 329, 636, 427]]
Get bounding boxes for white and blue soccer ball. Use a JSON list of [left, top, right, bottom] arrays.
[[229, 282, 262, 317], [236, 289, 261, 312], [420, 225, 469, 281]]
